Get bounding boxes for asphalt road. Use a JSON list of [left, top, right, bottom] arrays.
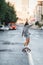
[[0, 25, 43, 65]]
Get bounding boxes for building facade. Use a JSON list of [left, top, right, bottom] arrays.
[[35, 0, 43, 22], [22, 0, 29, 12], [21, 0, 29, 19]]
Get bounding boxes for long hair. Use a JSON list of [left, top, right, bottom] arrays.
[[24, 19, 29, 26]]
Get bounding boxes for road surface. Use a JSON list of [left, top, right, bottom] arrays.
[[0, 25, 43, 65]]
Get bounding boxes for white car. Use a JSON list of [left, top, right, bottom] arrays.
[[41, 26, 43, 30], [0, 25, 9, 31]]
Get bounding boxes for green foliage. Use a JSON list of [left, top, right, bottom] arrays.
[[35, 21, 41, 27], [41, 24, 43, 26], [0, 0, 18, 25], [41, 15, 43, 20], [0, 0, 6, 22], [35, 21, 39, 25]]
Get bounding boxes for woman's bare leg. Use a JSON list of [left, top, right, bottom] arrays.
[[23, 38, 31, 51], [24, 38, 30, 46]]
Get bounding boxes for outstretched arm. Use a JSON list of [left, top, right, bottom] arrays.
[[26, 24, 33, 28], [29, 24, 33, 27]]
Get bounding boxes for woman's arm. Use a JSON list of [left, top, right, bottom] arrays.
[[29, 24, 33, 27], [26, 24, 33, 28]]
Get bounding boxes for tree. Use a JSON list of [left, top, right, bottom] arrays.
[[0, 0, 6, 23], [35, 21, 41, 27], [0, 1, 18, 25], [41, 14, 43, 21]]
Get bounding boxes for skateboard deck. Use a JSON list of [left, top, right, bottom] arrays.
[[22, 47, 31, 53]]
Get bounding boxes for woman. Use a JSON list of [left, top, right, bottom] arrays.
[[22, 19, 33, 52]]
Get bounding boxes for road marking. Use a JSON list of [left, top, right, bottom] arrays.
[[27, 52, 34, 65]]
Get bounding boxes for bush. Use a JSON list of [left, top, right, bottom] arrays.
[[35, 21, 39, 25], [35, 21, 41, 27]]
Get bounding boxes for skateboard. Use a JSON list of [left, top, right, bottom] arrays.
[[22, 47, 31, 53]]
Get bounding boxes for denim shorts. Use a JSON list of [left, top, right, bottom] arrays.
[[24, 33, 30, 38]]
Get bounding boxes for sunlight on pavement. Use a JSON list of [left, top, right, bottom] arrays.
[[27, 52, 34, 65]]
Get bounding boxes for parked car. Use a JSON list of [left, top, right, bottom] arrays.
[[0, 25, 9, 31], [0, 25, 3, 31], [9, 23, 16, 30], [41, 26, 43, 30]]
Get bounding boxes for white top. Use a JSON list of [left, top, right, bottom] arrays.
[[22, 24, 33, 37]]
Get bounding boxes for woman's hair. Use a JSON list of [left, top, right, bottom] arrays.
[[24, 19, 29, 26]]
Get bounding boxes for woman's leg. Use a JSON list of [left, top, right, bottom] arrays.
[[24, 38, 30, 46], [26, 38, 30, 45], [22, 38, 31, 52]]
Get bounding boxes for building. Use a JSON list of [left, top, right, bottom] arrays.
[[22, 0, 29, 12], [5, 0, 43, 23], [35, 0, 43, 22], [22, 0, 29, 19]]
